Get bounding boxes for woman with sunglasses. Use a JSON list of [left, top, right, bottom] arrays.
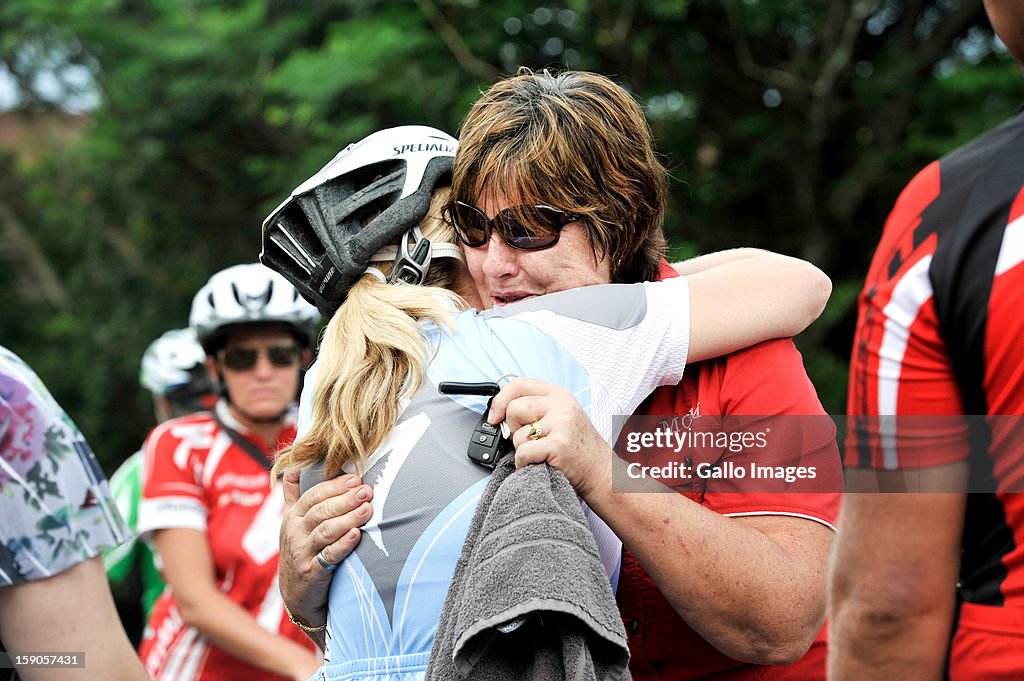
[[260, 125, 829, 681], [136, 264, 324, 681]]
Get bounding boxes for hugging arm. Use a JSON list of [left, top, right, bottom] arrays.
[[491, 344, 839, 665], [681, 248, 831, 363]]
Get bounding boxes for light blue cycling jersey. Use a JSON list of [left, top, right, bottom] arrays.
[[296, 277, 690, 681]]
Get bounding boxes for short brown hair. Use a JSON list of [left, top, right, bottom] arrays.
[[452, 68, 667, 283]]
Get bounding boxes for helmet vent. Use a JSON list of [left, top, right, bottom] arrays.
[[190, 263, 320, 351]]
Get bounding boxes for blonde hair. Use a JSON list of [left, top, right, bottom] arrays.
[[453, 68, 667, 283], [272, 188, 467, 478]]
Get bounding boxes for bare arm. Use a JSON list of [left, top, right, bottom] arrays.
[[277, 469, 371, 649], [154, 528, 321, 681], [0, 556, 149, 681], [829, 474, 965, 681], [597, 482, 831, 663], [671, 247, 789, 275], [683, 248, 831, 363]]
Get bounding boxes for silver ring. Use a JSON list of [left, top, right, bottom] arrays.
[[316, 548, 339, 572]]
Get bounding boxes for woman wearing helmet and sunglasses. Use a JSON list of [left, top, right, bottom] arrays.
[[261, 125, 829, 681], [136, 264, 323, 681]]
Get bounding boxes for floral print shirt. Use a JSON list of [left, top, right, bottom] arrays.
[[0, 344, 129, 586]]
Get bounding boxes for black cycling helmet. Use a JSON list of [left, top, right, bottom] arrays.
[[260, 125, 458, 317]]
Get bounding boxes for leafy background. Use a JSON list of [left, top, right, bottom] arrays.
[[2, 0, 1022, 476]]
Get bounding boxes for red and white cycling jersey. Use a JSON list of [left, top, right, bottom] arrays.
[[848, 111, 1024, 678], [137, 401, 316, 681]]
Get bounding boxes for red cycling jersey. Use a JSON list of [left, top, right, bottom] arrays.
[[137, 403, 317, 681], [847, 111, 1024, 678]]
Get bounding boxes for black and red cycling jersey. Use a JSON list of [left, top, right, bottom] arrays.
[[847, 110, 1024, 677]]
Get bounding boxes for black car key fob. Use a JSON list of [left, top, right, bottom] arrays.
[[438, 381, 513, 469]]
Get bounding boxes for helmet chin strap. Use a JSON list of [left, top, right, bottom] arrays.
[[369, 242, 465, 264], [366, 234, 464, 287]]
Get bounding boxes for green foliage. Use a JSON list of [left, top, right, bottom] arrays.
[[1, 0, 1022, 470]]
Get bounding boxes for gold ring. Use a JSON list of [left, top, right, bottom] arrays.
[[526, 421, 544, 441]]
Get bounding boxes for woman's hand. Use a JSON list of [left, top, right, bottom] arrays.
[[487, 378, 613, 500], [278, 469, 373, 627]]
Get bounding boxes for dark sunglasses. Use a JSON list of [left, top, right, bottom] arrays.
[[443, 201, 581, 251], [217, 344, 301, 371]]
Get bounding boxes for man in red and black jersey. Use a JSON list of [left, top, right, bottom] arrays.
[[832, 2, 1024, 678]]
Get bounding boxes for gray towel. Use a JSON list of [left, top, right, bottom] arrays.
[[425, 455, 632, 681]]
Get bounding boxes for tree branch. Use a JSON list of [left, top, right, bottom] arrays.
[[611, 0, 637, 48], [893, 0, 930, 52], [832, 0, 988, 226], [812, 0, 880, 100], [722, 0, 809, 93], [413, 0, 500, 82], [913, 0, 986, 79], [807, 0, 881, 147], [0, 199, 68, 306], [104, 220, 147, 276]]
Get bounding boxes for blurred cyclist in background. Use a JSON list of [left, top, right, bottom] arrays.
[[137, 264, 323, 681], [104, 328, 216, 641]]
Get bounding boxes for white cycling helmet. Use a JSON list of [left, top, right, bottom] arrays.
[[189, 263, 321, 354], [139, 328, 209, 396], [260, 125, 460, 317]]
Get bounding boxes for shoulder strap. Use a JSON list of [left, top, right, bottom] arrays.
[[210, 411, 273, 472]]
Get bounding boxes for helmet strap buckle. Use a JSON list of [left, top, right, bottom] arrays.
[[388, 226, 432, 285]]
